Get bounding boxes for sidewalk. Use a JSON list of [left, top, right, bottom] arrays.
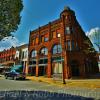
[[26, 76, 100, 89]]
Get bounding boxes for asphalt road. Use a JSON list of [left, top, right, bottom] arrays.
[[0, 75, 100, 100], [0, 75, 51, 91]]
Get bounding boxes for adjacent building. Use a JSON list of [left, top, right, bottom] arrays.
[[0, 47, 16, 72], [0, 44, 28, 74], [28, 7, 99, 79], [15, 44, 28, 74]]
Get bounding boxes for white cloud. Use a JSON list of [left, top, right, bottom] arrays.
[[86, 27, 100, 36], [0, 36, 24, 51], [86, 27, 100, 52]]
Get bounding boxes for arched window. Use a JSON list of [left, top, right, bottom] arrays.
[[31, 50, 37, 57], [40, 47, 48, 55], [52, 44, 62, 54]]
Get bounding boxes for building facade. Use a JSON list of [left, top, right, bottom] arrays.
[[0, 44, 28, 74], [0, 47, 16, 73], [15, 44, 28, 74], [28, 7, 99, 79]]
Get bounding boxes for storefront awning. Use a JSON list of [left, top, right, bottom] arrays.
[[52, 56, 64, 62], [0, 66, 4, 68], [0, 61, 14, 65], [38, 64, 47, 66], [29, 65, 36, 67]]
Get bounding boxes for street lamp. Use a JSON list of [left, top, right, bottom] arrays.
[[59, 33, 66, 84]]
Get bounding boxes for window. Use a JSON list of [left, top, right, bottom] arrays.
[[65, 27, 70, 34], [32, 59, 36, 64], [71, 27, 74, 33], [41, 36, 44, 42], [52, 31, 56, 38], [44, 37, 49, 42], [40, 47, 48, 55], [36, 38, 38, 44], [31, 50, 37, 57], [57, 33, 60, 38], [24, 51, 28, 58], [33, 38, 36, 45], [66, 40, 75, 51], [41, 35, 48, 42], [76, 42, 79, 50], [52, 44, 62, 54], [22, 51, 24, 59], [67, 40, 71, 51], [39, 58, 48, 64], [71, 40, 75, 51]]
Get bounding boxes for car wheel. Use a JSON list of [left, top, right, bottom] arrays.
[[23, 77, 25, 80], [13, 76, 17, 80], [5, 75, 8, 79]]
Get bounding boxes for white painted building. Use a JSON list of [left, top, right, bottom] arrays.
[[15, 44, 28, 74]]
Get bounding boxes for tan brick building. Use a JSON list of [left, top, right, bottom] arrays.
[[28, 7, 99, 79]]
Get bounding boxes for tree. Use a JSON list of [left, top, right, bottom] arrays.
[[0, 0, 23, 41]]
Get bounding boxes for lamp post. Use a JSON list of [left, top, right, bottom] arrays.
[[59, 33, 66, 84]]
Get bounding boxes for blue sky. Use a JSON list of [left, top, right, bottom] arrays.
[[13, 0, 100, 44]]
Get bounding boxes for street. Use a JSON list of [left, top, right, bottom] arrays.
[[0, 75, 100, 100]]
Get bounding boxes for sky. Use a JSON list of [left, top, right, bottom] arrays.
[[0, 0, 100, 51]]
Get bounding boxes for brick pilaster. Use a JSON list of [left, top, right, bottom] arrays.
[[36, 56, 39, 77], [47, 51, 52, 78]]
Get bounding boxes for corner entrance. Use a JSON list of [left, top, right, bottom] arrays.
[[70, 60, 80, 76], [38, 66, 47, 76]]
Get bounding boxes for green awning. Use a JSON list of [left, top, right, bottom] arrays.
[[52, 56, 64, 62]]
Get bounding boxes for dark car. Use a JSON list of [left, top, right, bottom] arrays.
[[5, 70, 26, 80]]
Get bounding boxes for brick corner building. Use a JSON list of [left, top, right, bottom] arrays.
[[28, 7, 99, 79]]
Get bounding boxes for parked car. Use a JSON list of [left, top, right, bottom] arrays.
[[4, 65, 26, 80], [5, 70, 26, 80]]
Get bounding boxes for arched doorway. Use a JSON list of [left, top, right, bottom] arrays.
[[70, 60, 80, 76]]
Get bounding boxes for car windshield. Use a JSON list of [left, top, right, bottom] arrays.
[[11, 65, 23, 73]]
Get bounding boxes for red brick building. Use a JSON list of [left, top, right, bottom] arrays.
[[0, 44, 29, 74], [0, 47, 16, 72], [28, 7, 99, 79]]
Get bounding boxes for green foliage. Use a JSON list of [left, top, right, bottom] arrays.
[[0, 0, 23, 40]]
